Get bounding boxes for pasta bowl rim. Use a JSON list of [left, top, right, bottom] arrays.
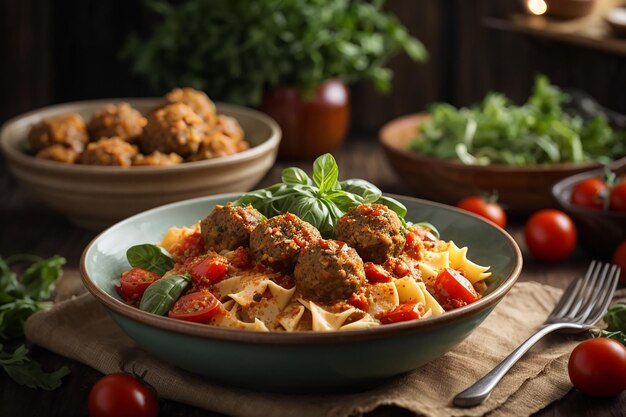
[[0, 98, 282, 175], [80, 192, 523, 345]]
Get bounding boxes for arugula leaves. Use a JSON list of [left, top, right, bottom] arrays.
[[234, 153, 408, 237], [409, 75, 626, 166], [0, 255, 70, 390]]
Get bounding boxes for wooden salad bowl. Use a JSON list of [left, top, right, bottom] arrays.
[[379, 113, 626, 216]]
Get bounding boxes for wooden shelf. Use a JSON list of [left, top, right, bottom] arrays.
[[484, 0, 626, 56]]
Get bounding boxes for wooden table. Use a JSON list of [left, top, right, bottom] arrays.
[[0, 136, 624, 416]]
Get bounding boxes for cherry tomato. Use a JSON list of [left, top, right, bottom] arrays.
[[168, 290, 222, 323], [571, 177, 607, 209], [347, 293, 369, 311], [609, 181, 626, 212], [613, 241, 626, 284], [434, 267, 478, 304], [117, 267, 160, 302], [568, 338, 626, 397], [380, 303, 424, 324], [189, 254, 229, 286], [524, 209, 577, 262], [457, 196, 507, 228], [88, 373, 158, 417], [364, 262, 393, 283]]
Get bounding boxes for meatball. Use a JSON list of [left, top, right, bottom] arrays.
[[35, 144, 80, 163], [141, 102, 207, 157], [79, 137, 138, 167], [164, 87, 217, 126], [28, 113, 89, 153], [294, 239, 366, 303], [189, 131, 249, 161], [132, 151, 183, 166], [249, 213, 322, 274], [87, 102, 147, 143], [215, 114, 244, 143], [200, 203, 264, 252], [335, 203, 405, 264]]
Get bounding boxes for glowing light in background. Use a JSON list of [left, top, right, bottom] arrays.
[[526, 0, 548, 15]]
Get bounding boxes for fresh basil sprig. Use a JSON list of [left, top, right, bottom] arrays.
[[0, 255, 70, 390], [594, 303, 626, 346], [139, 274, 191, 316], [234, 153, 407, 237], [127, 244, 174, 276]]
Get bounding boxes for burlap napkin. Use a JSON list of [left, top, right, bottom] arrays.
[[25, 281, 587, 417]]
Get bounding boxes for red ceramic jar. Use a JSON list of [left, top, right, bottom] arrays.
[[260, 78, 350, 159]]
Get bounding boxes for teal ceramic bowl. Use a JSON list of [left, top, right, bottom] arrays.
[[80, 194, 522, 391]]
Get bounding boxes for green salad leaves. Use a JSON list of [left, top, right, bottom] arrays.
[[409, 75, 626, 166], [234, 153, 407, 237], [0, 255, 70, 390], [597, 303, 626, 345]]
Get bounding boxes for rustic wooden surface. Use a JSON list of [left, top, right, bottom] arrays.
[[1, 136, 624, 416]]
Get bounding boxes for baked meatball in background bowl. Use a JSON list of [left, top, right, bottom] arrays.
[[0, 98, 281, 230], [80, 192, 522, 391]]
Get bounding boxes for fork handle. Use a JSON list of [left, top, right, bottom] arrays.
[[453, 322, 584, 407]]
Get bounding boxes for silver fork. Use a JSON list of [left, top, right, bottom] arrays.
[[453, 260, 621, 407]]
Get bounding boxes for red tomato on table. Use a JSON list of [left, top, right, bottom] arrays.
[[168, 290, 222, 323], [571, 177, 606, 209], [88, 373, 158, 417], [524, 209, 577, 262], [568, 338, 626, 397], [456, 196, 507, 228], [613, 241, 626, 284], [609, 182, 626, 212], [118, 267, 160, 302]]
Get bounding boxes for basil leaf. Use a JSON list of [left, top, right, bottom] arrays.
[[324, 190, 362, 211], [376, 196, 407, 218], [139, 274, 191, 316], [0, 344, 69, 390], [21, 256, 66, 300], [281, 167, 311, 186], [312, 153, 339, 193], [604, 304, 626, 332], [126, 244, 174, 276], [340, 179, 382, 203]]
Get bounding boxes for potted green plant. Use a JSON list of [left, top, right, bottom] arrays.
[[123, 0, 427, 158]]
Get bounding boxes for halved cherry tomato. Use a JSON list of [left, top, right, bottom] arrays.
[[571, 177, 607, 209], [434, 267, 478, 304], [364, 262, 393, 283], [117, 267, 160, 302], [568, 338, 626, 397], [609, 182, 626, 212], [457, 196, 507, 228], [380, 303, 424, 324], [190, 254, 229, 286], [168, 290, 222, 323], [231, 246, 252, 269]]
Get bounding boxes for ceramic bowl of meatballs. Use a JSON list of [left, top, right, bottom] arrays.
[[0, 88, 281, 230], [80, 154, 522, 391]]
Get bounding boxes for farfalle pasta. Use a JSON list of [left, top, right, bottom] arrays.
[[117, 201, 491, 332]]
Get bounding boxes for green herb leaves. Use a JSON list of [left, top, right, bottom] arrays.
[[234, 153, 407, 237], [127, 244, 174, 276], [123, 0, 427, 106], [139, 274, 191, 316], [0, 255, 70, 390], [409, 75, 626, 166]]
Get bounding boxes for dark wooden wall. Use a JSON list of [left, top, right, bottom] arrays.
[[1, 0, 625, 133]]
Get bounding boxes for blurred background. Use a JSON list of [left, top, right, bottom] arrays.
[[2, 0, 625, 133]]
